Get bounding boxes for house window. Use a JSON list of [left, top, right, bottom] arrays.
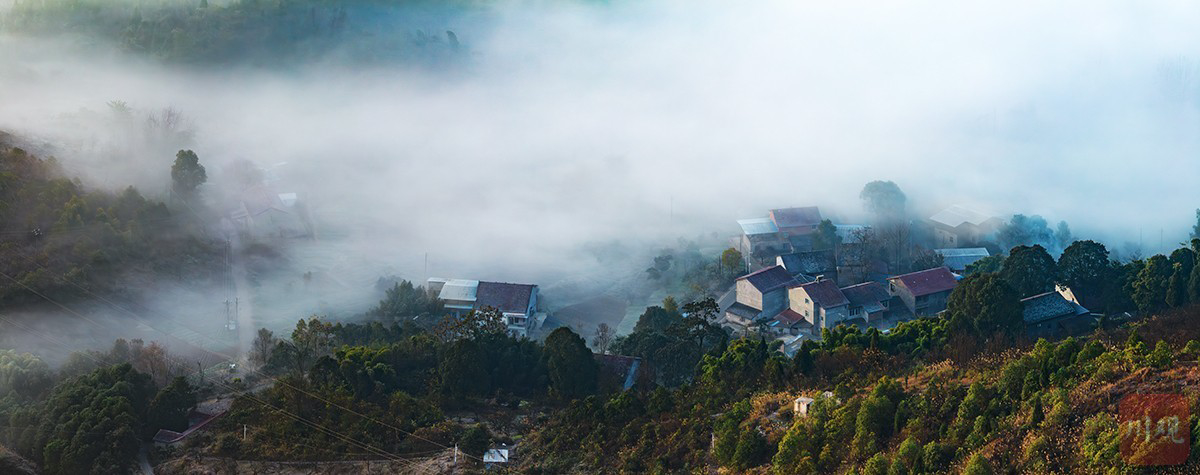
[[805, 298, 810, 304], [804, 310, 809, 317]]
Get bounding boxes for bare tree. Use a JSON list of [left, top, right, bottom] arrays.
[[250, 328, 276, 368], [878, 221, 913, 273], [591, 323, 615, 355]]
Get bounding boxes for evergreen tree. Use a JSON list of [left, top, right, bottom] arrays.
[[1000, 244, 1059, 297]]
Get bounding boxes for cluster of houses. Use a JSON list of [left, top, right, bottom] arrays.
[[426, 278, 547, 337], [725, 205, 1096, 352]]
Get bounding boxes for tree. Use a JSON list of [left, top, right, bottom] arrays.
[[1167, 263, 1188, 308], [1058, 240, 1109, 302], [860, 181, 907, 222], [1190, 239, 1200, 303], [1192, 209, 1200, 240], [813, 219, 842, 251], [1055, 221, 1073, 251], [250, 328, 275, 368], [945, 273, 1023, 338], [433, 308, 506, 342], [275, 317, 335, 376], [721, 247, 744, 274], [146, 376, 197, 435], [910, 250, 944, 272], [170, 149, 207, 195], [964, 254, 1004, 275], [1132, 255, 1172, 313], [1000, 245, 1059, 297], [543, 327, 597, 398], [998, 214, 1057, 250], [591, 323, 615, 354], [633, 306, 676, 334], [963, 453, 994, 475]]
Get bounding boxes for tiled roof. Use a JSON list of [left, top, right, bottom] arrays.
[[889, 267, 958, 297], [775, 308, 809, 325], [936, 248, 990, 271], [840, 282, 890, 313], [778, 249, 836, 276], [738, 218, 779, 236], [1021, 291, 1089, 324], [475, 282, 535, 314], [737, 265, 796, 293], [726, 302, 761, 320], [770, 207, 822, 229], [797, 279, 849, 308]]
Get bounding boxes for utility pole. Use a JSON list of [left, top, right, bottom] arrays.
[[243, 424, 247, 440], [452, 444, 458, 474]]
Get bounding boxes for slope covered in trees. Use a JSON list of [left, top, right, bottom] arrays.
[[0, 144, 222, 306], [2, 0, 470, 66]]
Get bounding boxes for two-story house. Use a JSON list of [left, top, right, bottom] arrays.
[[840, 281, 891, 323], [427, 278, 543, 337], [725, 265, 801, 328], [887, 267, 958, 316], [788, 278, 850, 334]]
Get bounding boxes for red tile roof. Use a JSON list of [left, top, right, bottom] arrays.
[[889, 267, 957, 297], [770, 207, 822, 229], [797, 279, 849, 308], [737, 265, 795, 293], [775, 308, 807, 324]]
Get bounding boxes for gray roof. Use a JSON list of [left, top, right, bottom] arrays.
[[840, 282, 890, 314], [777, 249, 836, 276], [475, 282, 535, 314], [1021, 291, 1089, 324], [935, 248, 990, 271], [737, 265, 796, 293], [726, 302, 761, 320], [738, 218, 779, 236], [770, 207, 823, 229]]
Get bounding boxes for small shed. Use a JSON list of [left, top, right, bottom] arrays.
[[794, 396, 815, 417]]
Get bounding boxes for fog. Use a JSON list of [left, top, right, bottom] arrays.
[[2, 1, 1200, 356]]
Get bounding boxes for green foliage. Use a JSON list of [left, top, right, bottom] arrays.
[[1000, 244, 1060, 297], [863, 454, 889, 475], [544, 328, 598, 399], [964, 254, 1004, 275], [0, 146, 220, 305], [813, 219, 842, 251], [9, 364, 155, 475], [170, 149, 207, 195], [1132, 255, 1173, 313], [1058, 240, 1110, 301], [146, 376, 197, 435], [859, 180, 906, 221], [0, 350, 52, 400], [369, 280, 443, 319], [963, 453, 994, 475], [945, 273, 1023, 338]]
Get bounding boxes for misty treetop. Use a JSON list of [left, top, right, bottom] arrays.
[[0, 145, 222, 305]]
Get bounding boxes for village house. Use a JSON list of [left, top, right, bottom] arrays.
[[788, 278, 850, 334], [935, 247, 991, 273], [725, 265, 801, 328], [776, 249, 837, 283], [737, 218, 790, 258], [887, 267, 958, 316], [928, 205, 1003, 248], [1022, 286, 1091, 338], [735, 206, 824, 259], [427, 278, 545, 337], [840, 281, 891, 323]]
